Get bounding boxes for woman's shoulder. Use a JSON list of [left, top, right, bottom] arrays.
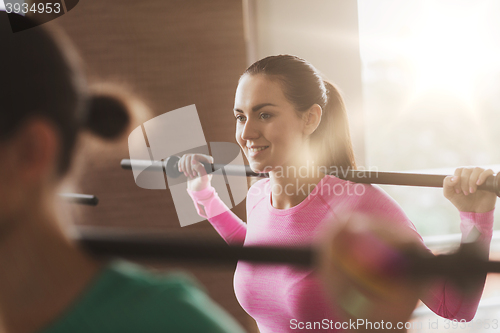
[[320, 176, 420, 235], [320, 175, 391, 198], [318, 175, 380, 202], [319, 176, 406, 213]]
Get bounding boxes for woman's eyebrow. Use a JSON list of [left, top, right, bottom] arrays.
[[233, 103, 277, 113]]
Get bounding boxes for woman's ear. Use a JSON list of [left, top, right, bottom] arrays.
[[11, 119, 60, 183], [303, 104, 322, 136]]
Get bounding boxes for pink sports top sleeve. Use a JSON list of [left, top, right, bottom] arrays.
[[187, 186, 247, 245], [187, 175, 494, 332]]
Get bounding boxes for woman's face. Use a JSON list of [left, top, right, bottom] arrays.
[[233, 74, 309, 173]]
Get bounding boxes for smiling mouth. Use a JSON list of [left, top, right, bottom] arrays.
[[248, 146, 269, 152]]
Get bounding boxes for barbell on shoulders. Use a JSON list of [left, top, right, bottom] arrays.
[[120, 156, 500, 197]]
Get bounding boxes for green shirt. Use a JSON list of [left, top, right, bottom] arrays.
[[39, 261, 246, 333]]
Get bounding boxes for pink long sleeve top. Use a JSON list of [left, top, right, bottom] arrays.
[[187, 175, 494, 333]]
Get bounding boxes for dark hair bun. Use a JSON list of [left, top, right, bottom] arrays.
[[86, 88, 131, 139]]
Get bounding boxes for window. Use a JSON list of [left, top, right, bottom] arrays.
[[358, 0, 500, 236]]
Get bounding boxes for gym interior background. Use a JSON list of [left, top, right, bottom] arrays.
[[12, 0, 500, 331]]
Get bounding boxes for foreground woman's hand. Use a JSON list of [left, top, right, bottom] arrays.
[[444, 167, 497, 213]]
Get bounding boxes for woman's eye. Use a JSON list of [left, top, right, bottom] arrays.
[[235, 115, 246, 122], [260, 113, 271, 120]]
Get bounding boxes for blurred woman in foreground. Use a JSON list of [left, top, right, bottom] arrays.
[[0, 11, 245, 333]]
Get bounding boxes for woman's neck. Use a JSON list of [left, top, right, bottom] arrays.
[[269, 161, 326, 210], [0, 204, 102, 333]]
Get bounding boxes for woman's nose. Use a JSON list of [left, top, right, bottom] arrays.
[[240, 119, 260, 141]]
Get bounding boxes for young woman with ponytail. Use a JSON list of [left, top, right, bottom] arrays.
[[179, 55, 496, 332], [0, 12, 245, 333]]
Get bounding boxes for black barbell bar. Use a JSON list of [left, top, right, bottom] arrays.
[[77, 230, 500, 281], [121, 156, 500, 197]]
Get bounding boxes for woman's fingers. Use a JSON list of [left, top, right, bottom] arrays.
[[468, 167, 483, 194], [449, 168, 462, 195], [192, 154, 213, 177], [183, 155, 191, 178], [191, 155, 199, 178], [194, 154, 214, 165], [460, 167, 473, 195], [192, 158, 206, 176], [452, 167, 492, 195], [477, 169, 494, 188], [470, 167, 493, 194], [443, 175, 455, 197], [182, 155, 189, 178], [445, 166, 497, 213], [178, 154, 215, 179], [445, 174, 455, 185], [179, 154, 192, 178], [178, 154, 185, 175], [446, 167, 477, 196]]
